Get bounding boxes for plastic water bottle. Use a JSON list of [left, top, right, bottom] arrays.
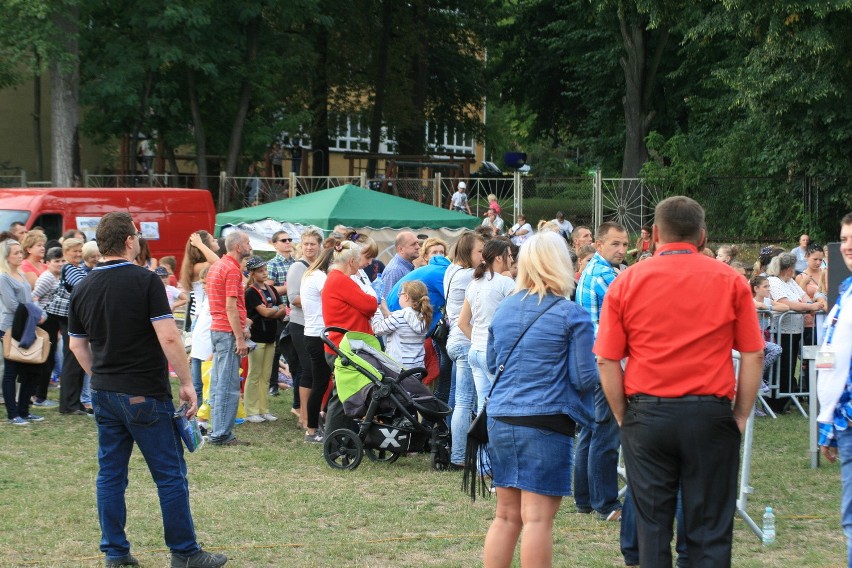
[[762, 507, 776, 545], [371, 273, 384, 300]]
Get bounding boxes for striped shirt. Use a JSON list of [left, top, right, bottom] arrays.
[[371, 307, 428, 368], [575, 252, 618, 335], [206, 254, 246, 333]]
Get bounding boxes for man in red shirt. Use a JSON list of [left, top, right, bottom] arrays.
[[206, 230, 253, 446], [595, 196, 764, 567]]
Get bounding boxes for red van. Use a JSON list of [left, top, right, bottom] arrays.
[[0, 188, 216, 266]]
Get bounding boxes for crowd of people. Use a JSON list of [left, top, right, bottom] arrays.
[[2, 203, 851, 568]]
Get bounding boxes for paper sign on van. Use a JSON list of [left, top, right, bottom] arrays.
[[141, 222, 160, 240], [76, 217, 101, 241]]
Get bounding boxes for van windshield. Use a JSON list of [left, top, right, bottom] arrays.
[[0, 210, 30, 231]]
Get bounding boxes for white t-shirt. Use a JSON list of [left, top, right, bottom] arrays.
[[301, 270, 327, 337], [817, 283, 852, 424], [510, 223, 533, 246], [443, 264, 475, 344], [553, 218, 574, 239], [165, 285, 183, 308], [190, 297, 213, 361], [451, 191, 469, 210], [466, 272, 515, 351]]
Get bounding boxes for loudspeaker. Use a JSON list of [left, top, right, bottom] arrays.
[[827, 242, 852, 310], [503, 152, 527, 169]]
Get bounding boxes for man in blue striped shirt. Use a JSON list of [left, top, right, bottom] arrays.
[[574, 221, 629, 521]]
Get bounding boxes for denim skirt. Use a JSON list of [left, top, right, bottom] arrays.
[[487, 416, 574, 496]]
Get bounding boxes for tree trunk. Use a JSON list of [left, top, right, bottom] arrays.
[[367, 0, 393, 179], [618, 10, 668, 179], [396, 0, 429, 157], [224, 17, 261, 179], [186, 69, 208, 187], [309, 25, 330, 177], [32, 66, 44, 181], [50, 7, 80, 188]]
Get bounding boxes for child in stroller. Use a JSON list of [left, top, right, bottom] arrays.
[[321, 327, 452, 471]]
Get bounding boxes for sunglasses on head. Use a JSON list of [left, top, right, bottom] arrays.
[[277, 238, 292, 243]]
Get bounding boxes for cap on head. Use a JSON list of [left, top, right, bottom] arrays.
[[458, 182, 466, 190], [246, 256, 267, 271]]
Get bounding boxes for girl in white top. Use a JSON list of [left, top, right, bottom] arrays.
[[458, 238, 515, 411], [372, 280, 433, 368], [445, 232, 486, 467]]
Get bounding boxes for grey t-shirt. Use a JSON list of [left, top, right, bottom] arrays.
[[287, 260, 309, 326], [0, 274, 34, 332]]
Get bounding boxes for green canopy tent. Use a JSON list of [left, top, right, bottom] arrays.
[[215, 184, 479, 258], [215, 184, 478, 234]]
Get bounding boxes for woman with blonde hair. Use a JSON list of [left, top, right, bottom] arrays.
[[483, 232, 596, 567], [20, 230, 47, 287], [419, 237, 448, 265], [300, 242, 339, 442], [1, 239, 48, 424]]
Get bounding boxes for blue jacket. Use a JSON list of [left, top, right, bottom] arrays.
[[486, 292, 597, 428], [386, 255, 451, 335]]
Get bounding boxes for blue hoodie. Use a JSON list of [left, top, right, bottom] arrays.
[[386, 255, 451, 334]]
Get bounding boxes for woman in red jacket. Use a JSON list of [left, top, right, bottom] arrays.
[[302, 241, 377, 443], [322, 240, 378, 353]]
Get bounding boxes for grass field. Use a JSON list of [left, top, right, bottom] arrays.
[[0, 384, 846, 567]]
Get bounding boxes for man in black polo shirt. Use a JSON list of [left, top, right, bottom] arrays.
[[69, 212, 227, 568]]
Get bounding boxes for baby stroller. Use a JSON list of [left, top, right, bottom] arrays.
[[321, 327, 452, 471]]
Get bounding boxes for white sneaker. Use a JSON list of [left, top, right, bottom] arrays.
[[245, 415, 265, 423], [261, 414, 278, 422]]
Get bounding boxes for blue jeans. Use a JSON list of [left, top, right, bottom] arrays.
[[81, 373, 92, 405], [448, 338, 474, 465], [210, 331, 241, 443], [574, 384, 621, 515], [91, 389, 200, 560], [838, 428, 852, 567], [190, 357, 203, 406], [469, 347, 494, 474]]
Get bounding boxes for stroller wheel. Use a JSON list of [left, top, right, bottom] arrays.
[[323, 429, 364, 470], [365, 447, 401, 464]]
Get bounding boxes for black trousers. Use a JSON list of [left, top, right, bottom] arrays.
[[304, 335, 330, 429], [290, 322, 313, 412], [34, 315, 61, 401], [57, 316, 85, 413], [621, 397, 740, 568]]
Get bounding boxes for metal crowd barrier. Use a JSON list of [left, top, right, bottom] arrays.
[[765, 309, 825, 417]]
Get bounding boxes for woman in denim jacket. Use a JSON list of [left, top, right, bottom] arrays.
[[483, 232, 597, 568]]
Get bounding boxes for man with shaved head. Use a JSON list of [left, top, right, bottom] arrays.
[[381, 230, 420, 298]]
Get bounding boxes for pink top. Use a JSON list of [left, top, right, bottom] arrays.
[[20, 259, 47, 277]]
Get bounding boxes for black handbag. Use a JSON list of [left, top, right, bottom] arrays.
[[463, 296, 563, 501], [430, 269, 458, 347]]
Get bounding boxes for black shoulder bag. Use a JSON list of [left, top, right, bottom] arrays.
[[463, 295, 563, 501], [430, 268, 458, 347]]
